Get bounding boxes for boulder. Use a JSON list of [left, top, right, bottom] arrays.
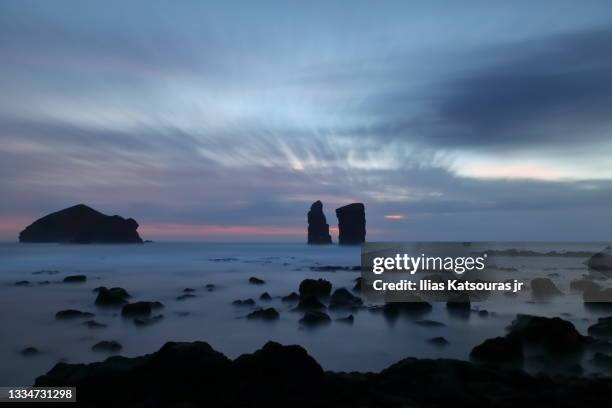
[[259, 292, 272, 301], [427, 337, 449, 346], [83, 320, 107, 329], [92, 341, 122, 353], [335, 203, 366, 245], [507, 314, 587, 353], [382, 297, 432, 318], [299, 311, 331, 326], [63, 275, 86, 283], [329, 288, 362, 309], [587, 248, 612, 271], [246, 308, 280, 321], [588, 316, 612, 340], [470, 336, 523, 363], [530, 278, 563, 300], [21, 347, 40, 356], [294, 296, 326, 311], [232, 298, 256, 306], [19, 204, 143, 244], [249, 277, 265, 285], [298, 278, 332, 299], [95, 287, 130, 306], [281, 292, 300, 302], [307, 201, 332, 244]]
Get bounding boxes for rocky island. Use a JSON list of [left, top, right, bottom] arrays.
[[336, 203, 366, 245], [19, 204, 143, 244]]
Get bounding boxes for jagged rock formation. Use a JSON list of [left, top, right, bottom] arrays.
[[307, 201, 332, 244], [35, 340, 612, 407], [19, 204, 143, 244], [335, 203, 366, 245]]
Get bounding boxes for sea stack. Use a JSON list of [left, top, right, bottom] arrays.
[[307, 201, 332, 244], [335, 203, 366, 245], [19, 204, 143, 244]]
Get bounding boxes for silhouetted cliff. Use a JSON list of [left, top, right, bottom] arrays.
[[335, 203, 365, 245], [307, 201, 332, 244]]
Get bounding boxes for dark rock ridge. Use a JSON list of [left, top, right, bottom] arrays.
[[35, 341, 612, 407], [335, 203, 366, 245], [307, 200, 332, 244], [19, 204, 143, 244]]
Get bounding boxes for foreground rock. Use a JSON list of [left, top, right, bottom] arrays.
[[307, 200, 332, 244], [299, 311, 331, 326], [588, 316, 612, 340], [329, 288, 362, 309], [587, 248, 612, 271], [246, 308, 280, 321], [56, 309, 94, 319], [91, 341, 122, 353], [335, 203, 366, 245], [19, 204, 143, 244], [470, 336, 523, 364], [63, 274, 86, 283], [298, 278, 332, 299], [35, 341, 612, 407], [121, 301, 163, 317], [95, 287, 130, 306]]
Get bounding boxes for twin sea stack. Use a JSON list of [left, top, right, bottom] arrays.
[[307, 201, 366, 245], [19, 204, 143, 244]]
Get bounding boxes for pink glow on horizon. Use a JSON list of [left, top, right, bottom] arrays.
[[138, 223, 306, 238]]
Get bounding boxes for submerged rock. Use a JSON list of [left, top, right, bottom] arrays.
[[299, 311, 331, 326], [294, 296, 326, 311], [83, 320, 107, 329], [336, 314, 354, 324], [95, 287, 130, 306], [307, 201, 332, 244], [508, 314, 587, 354], [246, 308, 280, 321], [281, 292, 300, 303], [353, 277, 362, 292], [588, 316, 612, 340], [56, 309, 95, 319], [329, 288, 362, 309], [587, 248, 612, 271], [248, 277, 265, 285], [382, 298, 432, 318], [232, 298, 256, 306], [470, 336, 523, 363], [259, 292, 272, 301], [530, 278, 563, 300], [21, 347, 40, 356], [335, 203, 366, 245], [63, 275, 87, 283], [427, 337, 449, 346], [415, 320, 445, 327], [298, 278, 332, 299], [19, 204, 143, 244], [15, 280, 30, 286], [134, 314, 164, 326], [92, 341, 122, 353], [176, 294, 196, 301], [121, 301, 163, 317]]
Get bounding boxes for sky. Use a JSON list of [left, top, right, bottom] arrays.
[[1, 0, 612, 242]]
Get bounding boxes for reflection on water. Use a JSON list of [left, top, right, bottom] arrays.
[[0, 242, 610, 385]]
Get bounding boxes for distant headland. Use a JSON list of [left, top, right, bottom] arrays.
[[19, 204, 143, 244]]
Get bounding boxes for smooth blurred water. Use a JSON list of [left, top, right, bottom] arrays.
[[0, 242, 610, 385]]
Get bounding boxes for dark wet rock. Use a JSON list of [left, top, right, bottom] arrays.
[[591, 352, 612, 370], [95, 287, 130, 306], [336, 314, 354, 324], [34, 340, 612, 407], [329, 288, 362, 309], [247, 307, 280, 320], [91, 341, 122, 353], [294, 296, 326, 311], [299, 311, 331, 326], [470, 336, 523, 363], [134, 314, 164, 326], [232, 298, 256, 306], [427, 337, 449, 346], [307, 200, 332, 244], [249, 276, 265, 285], [121, 301, 163, 317], [183, 288, 196, 293], [570, 279, 601, 293], [21, 347, 40, 356], [63, 274, 87, 283], [83, 320, 107, 329], [205, 284, 216, 291], [587, 249, 612, 271], [477, 310, 490, 317], [353, 277, 362, 292], [56, 309, 95, 319], [176, 294, 196, 301], [508, 314, 587, 354], [588, 316, 612, 340], [32, 270, 60, 275], [446, 293, 471, 315], [15, 280, 30, 286], [335, 203, 366, 245], [530, 278, 563, 300], [382, 297, 432, 318], [38, 280, 51, 285], [281, 292, 300, 302], [259, 292, 272, 301], [298, 278, 332, 299], [415, 320, 445, 327], [19, 204, 143, 244]]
